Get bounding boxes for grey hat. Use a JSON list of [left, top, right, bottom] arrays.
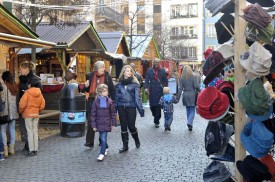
[[240, 41, 272, 76]]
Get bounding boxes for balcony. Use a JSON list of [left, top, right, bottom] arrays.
[[170, 34, 198, 40], [95, 6, 124, 28], [170, 14, 198, 19]]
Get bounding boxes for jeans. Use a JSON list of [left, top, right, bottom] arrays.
[[1, 120, 16, 146], [164, 112, 173, 128], [0, 127, 3, 152], [99, 132, 108, 155], [25, 118, 39, 152], [186, 106, 196, 126]]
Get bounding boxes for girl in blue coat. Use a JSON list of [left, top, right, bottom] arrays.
[[91, 84, 117, 161]]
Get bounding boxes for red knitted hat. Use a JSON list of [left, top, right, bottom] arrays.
[[197, 87, 229, 121], [259, 154, 275, 181], [203, 48, 214, 60]]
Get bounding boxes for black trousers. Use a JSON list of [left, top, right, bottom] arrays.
[[85, 97, 95, 144], [19, 116, 28, 142], [150, 106, 161, 125], [118, 107, 137, 133]]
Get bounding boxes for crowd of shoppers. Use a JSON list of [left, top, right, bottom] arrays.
[[0, 59, 201, 162]]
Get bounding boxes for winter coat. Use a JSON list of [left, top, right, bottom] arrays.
[[115, 80, 144, 117], [144, 68, 168, 106], [85, 71, 115, 100], [176, 74, 200, 106], [19, 71, 42, 99], [90, 97, 116, 132], [0, 80, 18, 120], [19, 87, 45, 118]]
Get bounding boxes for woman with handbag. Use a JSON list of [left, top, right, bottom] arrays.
[[0, 71, 19, 157], [175, 65, 200, 131]]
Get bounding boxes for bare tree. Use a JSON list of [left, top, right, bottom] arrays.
[[12, 0, 90, 63], [127, 0, 154, 53]]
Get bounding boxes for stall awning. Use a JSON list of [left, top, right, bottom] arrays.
[[17, 48, 43, 55], [105, 51, 127, 64], [0, 32, 56, 48]]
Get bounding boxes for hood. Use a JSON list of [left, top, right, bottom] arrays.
[[25, 87, 42, 98]]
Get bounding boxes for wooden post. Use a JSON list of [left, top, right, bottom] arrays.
[[234, 0, 247, 181]]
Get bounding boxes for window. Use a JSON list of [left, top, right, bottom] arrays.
[[207, 24, 216, 37], [137, 5, 145, 14], [189, 47, 197, 58], [181, 5, 188, 16], [154, 5, 161, 13], [171, 27, 179, 36], [189, 4, 198, 17], [153, 24, 161, 31], [171, 5, 181, 18], [172, 47, 197, 59], [181, 26, 188, 36], [137, 25, 145, 34]]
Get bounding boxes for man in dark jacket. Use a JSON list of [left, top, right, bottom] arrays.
[[144, 59, 168, 128], [84, 61, 115, 148]]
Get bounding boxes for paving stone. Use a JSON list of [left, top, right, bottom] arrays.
[[0, 103, 234, 181]]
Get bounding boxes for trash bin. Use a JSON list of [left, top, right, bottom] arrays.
[[59, 83, 86, 137]]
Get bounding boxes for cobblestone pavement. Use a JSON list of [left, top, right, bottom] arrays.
[[0, 103, 234, 182]]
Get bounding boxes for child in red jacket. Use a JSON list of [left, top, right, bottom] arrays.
[[91, 84, 116, 161], [19, 77, 45, 156]]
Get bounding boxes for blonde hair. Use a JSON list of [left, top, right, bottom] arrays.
[[119, 65, 134, 81], [163, 87, 170, 94], [96, 84, 108, 96], [181, 65, 194, 80], [20, 61, 35, 70]]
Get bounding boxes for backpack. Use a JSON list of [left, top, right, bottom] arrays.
[[205, 121, 226, 156]]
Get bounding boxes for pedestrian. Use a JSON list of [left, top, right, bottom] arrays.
[[83, 61, 115, 148], [159, 87, 177, 131], [91, 84, 117, 161], [129, 63, 143, 87], [19, 77, 45, 156], [176, 65, 200, 131], [115, 65, 144, 153], [19, 61, 42, 154], [0, 71, 19, 158], [0, 128, 4, 161], [144, 59, 168, 128]]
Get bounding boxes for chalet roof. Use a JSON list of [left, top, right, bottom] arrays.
[[98, 31, 130, 56], [36, 22, 106, 50], [0, 4, 38, 38], [126, 34, 161, 58]]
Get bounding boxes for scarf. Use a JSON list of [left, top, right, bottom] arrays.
[[153, 67, 159, 81], [121, 77, 133, 85], [98, 96, 107, 108], [89, 71, 105, 94]]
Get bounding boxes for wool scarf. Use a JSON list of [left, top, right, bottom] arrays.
[[89, 71, 105, 94], [98, 96, 107, 108], [153, 67, 159, 81]]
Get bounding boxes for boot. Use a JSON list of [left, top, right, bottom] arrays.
[[4, 145, 8, 158], [119, 132, 129, 153], [22, 142, 29, 155], [9, 144, 15, 155], [131, 130, 140, 148]]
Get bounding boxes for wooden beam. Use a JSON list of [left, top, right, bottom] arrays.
[[234, 0, 247, 181], [67, 53, 78, 69]]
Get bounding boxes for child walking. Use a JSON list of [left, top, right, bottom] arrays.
[[91, 84, 116, 161], [159, 87, 176, 131], [19, 77, 45, 156]]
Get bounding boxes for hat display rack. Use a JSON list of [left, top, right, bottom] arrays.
[[203, 0, 275, 181]]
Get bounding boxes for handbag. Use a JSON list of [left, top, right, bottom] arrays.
[[0, 88, 11, 125]]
